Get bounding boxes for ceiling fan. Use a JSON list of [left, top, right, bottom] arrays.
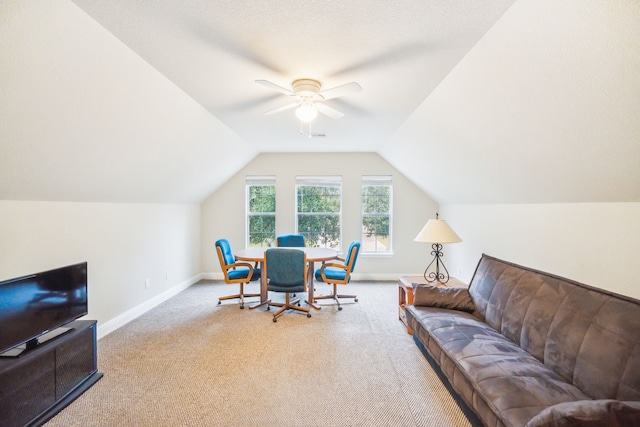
[[255, 79, 362, 122]]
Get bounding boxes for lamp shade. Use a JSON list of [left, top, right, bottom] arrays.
[[414, 219, 462, 244]]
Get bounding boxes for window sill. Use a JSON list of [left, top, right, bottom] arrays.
[[360, 252, 394, 258]]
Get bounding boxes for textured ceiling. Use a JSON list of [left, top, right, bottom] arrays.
[[70, 0, 516, 152], [1, 0, 639, 204]]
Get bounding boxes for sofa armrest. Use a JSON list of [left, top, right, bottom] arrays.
[[524, 400, 640, 427], [412, 283, 475, 313]]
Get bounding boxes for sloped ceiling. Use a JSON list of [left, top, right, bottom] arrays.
[[1, 0, 639, 204], [68, 0, 515, 153], [382, 0, 640, 204], [0, 0, 256, 203]]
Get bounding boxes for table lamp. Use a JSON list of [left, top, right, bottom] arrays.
[[414, 213, 462, 284]]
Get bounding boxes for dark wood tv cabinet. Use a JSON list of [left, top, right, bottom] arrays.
[[0, 320, 102, 427]]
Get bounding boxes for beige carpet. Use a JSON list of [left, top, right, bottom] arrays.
[[45, 280, 471, 427]]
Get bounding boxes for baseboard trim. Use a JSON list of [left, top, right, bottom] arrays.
[[97, 271, 408, 339], [97, 273, 202, 340], [201, 272, 406, 282]]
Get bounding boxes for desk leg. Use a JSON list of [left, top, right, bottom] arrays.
[[305, 261, 321, 310], [249, 261, 269, 310]]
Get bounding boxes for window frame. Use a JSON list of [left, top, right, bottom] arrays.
[[361, 175, 393, 255], [245, 175, 276, 248], [295, 175, 343, 250]]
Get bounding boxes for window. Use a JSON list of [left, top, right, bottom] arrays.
[[361, 175, 392, 254], [296, 176, 342, 250], [246, 176, 276, 247]]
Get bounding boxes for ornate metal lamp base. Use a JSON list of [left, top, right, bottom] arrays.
[[422, 243, 451, 284]]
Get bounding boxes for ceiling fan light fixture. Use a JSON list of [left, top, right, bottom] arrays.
[[295, 103, 318, 122]]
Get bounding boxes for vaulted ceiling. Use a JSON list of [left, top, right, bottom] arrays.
[[1, 1, 639, 204]]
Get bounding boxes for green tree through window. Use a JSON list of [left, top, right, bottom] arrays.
[[362, 176, 392, 253], [246, 176, 276, 247], [296, 176, 342, 249]]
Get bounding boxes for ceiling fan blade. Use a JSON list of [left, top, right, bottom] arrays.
[[316, 103, 345, 119], [330, 42, 431, 76], [255, 80, 295, 96], [319, 82, 362, 100], [263, 102, 300, 115]]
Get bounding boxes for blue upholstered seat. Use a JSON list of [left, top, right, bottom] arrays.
[[314, 241, 360, 310], [216, 239, 260, 282], [265, 248, 311, 321], [276, 234, 305, 247], [314, 241, 360, 283], [215, 238, 260, 308]]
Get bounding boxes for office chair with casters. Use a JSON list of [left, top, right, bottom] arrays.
[[276, 234, 305, 247], [265, 248, 311, 322], [275, 234, 305, 297], [215, 239, 260, 309], [314, 241, 361, 310]]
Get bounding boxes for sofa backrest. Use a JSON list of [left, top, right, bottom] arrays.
[[468, 254, 640, 401]]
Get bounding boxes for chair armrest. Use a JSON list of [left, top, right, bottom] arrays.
[[227, 261, 254, 271], [319, 262, 350, 284], [320, 263, 348, 270]]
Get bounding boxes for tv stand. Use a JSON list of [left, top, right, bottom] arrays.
[[1, 328, 74, 359], [0, 320, 102, 427]]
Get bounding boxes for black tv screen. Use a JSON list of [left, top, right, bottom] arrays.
[[0, 262, 88, 355]]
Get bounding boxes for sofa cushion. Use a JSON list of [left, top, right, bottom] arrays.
[[468, 254, 640, 401], [408, 305, 590, 427], [412, 282, 475, 313]]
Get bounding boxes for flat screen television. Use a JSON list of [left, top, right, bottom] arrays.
[[0, 262, 88, 356]]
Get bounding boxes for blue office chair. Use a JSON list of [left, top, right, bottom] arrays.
[[215, 239, 260, 309], [276, 234, 305, 247], [314, 241, 361, 310], [265, 248, 311, 322]]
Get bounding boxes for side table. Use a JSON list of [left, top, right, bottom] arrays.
[[398, 275, 468, 335]]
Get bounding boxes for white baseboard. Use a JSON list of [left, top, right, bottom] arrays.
[[96, 273, 202, 340], [350, 273, 408, 281], [200, 272, 223, 281], [97, 271, 409, 340], [200, 272, 405, 282]]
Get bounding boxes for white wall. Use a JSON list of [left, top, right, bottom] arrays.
[[440, 203, 640, 299], [0, 0, 256, 204], [0, 201, 202, 335], [381, 0, 640, 205], [202, 152, 438, 279]]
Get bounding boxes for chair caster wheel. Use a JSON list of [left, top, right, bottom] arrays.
[[217, 301, 221, 305], [338, 306, 343, 311], [307, 313, 311, 318], [240, 304, 244, 309], [267, 307, 270, 311], [355, 298, 358, 302], [273, 318, 277, 322]]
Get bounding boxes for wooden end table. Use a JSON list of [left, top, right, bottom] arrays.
[[398, 275, 468, 335]]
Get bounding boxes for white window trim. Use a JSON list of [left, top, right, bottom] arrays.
[[361, 175, 393, 255], [246, 175, 276, 248], [295, 175, 343, 250]]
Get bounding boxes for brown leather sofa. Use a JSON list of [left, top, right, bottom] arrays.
[[406, 254, 640, 427]]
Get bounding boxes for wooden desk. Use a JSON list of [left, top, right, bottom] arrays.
[[398, 275, 468, 335], [235, 247, 338, 310]]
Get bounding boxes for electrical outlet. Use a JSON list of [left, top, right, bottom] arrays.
[[145, 278, 150, 289]]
